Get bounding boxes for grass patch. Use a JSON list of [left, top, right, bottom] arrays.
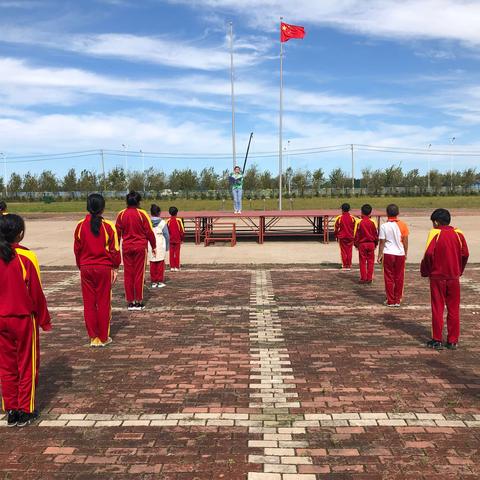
[[6, 196, 480, 214]]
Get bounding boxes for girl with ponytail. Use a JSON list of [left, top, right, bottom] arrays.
[[74, 194, 121, 347], [0, 213, 51, 427]]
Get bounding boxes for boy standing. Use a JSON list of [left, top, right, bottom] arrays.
[[334, 203, 357, 270], [167, 206, 184, 271], [149, 204, 169, 288], [116, 191, 156, 311], [354, 204, 378, 284], [377, 204, 409, 307], [421, 209, 469, 350]]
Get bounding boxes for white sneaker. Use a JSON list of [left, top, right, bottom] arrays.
[[151, 283, 158, 289], [157, 282, 166, 288]]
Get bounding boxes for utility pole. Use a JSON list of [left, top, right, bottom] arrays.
[[1, 153, 7, 197], [101, 149, 106, 192], [427, 144, 431, 191], [450, 137, 456, 192], [350, 144, 355, 196], [140, 149, 145, 193]]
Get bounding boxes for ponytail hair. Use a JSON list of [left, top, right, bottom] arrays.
[[0, 214, 25, 263], [87, 193, 105, 237]]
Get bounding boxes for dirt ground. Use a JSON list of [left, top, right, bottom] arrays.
[[22, 213, 480, 266]]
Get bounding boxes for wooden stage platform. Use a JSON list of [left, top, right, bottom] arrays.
[[161, 210, 384, 245]]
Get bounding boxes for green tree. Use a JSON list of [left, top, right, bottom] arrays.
[[107, 167, 127, 191], [22, 172, 39, 192], [292, 170, 311, 196], [144, 168, 166, 192], [38, 170, 59, 192], [312, 168, 325, 191], [328, 168, 349, 189], [78, 170, 98, 192], [384, 165, 403, 187], [128, 171, 145, 192], [199, 167, 218, 190], [8, 173, 22, 195], [461, 168, 477, 189], [259, 170, 275, 190], [62, 168, 78, 191], [242, 165, 260, 191], [169, 169, 198, 192]]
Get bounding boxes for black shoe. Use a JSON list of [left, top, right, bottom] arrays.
[[426, 339, 443, 350], [135, 302, 145, 311], [16, 410, 39, 427], [127, 303, 135, 311], [7, 410, 19, 427], [445, 342, 458, 350]]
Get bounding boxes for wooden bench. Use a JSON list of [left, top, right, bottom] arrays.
[[204, 222, 237, 247]]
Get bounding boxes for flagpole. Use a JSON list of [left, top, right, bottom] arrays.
[[229, 21, 236, 170], [278, 17, 284, 211]]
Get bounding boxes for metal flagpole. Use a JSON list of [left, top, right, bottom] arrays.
[[279, 17, 284, 211], [229, 22, 236, 170]]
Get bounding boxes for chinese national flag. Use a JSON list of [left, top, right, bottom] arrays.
[[281, 22, 306, 42]]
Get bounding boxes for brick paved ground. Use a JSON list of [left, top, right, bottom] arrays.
[[1, 266, 480, 479]]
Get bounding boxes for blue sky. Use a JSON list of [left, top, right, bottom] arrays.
[[1, 0, 480, 177]]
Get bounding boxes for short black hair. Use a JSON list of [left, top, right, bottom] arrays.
[[386, 204, 399, 217], [126, 191, 141, 206], [169, 206, 178, 216], [431, 208, 451, 226], [0, 201, 6, 212], [151, 204, 161, 216], [361, 204, 372, 216], [341, 203, 350, 212]]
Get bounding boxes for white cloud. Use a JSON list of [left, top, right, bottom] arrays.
[[167, 0, 480, 48]]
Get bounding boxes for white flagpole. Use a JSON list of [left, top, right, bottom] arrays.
[[278, 17, 284, 211], [229, 21, 236, 170]]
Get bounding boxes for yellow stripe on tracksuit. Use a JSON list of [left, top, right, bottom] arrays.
[[30, 315, 37, 413]]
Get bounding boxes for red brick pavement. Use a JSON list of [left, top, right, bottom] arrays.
[[0, 266, 479, 479]]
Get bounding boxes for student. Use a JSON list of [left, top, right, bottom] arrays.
[[0, 214, 51, 427], [334, 203, 357, 270], [377, 204, 409, 307], [167, 206, 185, 271], [0, 201, 7, 214], [74, 194, 121, 347], [354, 204, 378, 284], [148, 204, 169, 288], [116, 191, 156, 311], [421, 209, 469, 350], [229, 166, 243, 214]]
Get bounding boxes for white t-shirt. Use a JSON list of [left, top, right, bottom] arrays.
[[379, 220, 409, 256]]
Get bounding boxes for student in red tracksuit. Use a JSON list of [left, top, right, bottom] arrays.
[[421, 208, 469, 350], [354, 204, 378, 284], [0, 214, 51, 428], [377, 204, 409, 307], [334, 203, 357, 270], [74, 194, 121, 347], [167, 206, 185, 271], [116, 191, 156, 311]]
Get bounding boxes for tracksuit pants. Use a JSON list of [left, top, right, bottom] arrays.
[[150, 261, 165, 283], [123, 248, 147, 302], [358, 242, 376, 281], [430, 278, 461, 344], [80, 266, 113, 342], [383, 254, 406, 305], [0, 315, 39, 413], [170, 243, 181, 269], [339, 238, 354, 268]]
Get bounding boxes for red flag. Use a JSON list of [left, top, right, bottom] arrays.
[[281, 22, 306, 42]]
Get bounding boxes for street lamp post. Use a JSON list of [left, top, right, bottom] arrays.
[[427, 144, 431, 191], [140, 149, 145, 193], [0, 153, 6, 197], [450, 137, 456, 192], [122, 144, 128, 193]]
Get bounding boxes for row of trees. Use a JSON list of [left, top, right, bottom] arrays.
[[0, 165, 478, 195]]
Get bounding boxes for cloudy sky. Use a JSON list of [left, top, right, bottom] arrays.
[[1, 0, 479, 176]]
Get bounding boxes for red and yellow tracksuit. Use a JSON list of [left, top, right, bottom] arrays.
[[421, 225, 469, 344], [334, 212, 357, 268], [167, 216, 185, 269], [354, 215, 378, 282], [0, 245, 51, 414], [116, 207, 156, 303], [74, 215, 121, 342]]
